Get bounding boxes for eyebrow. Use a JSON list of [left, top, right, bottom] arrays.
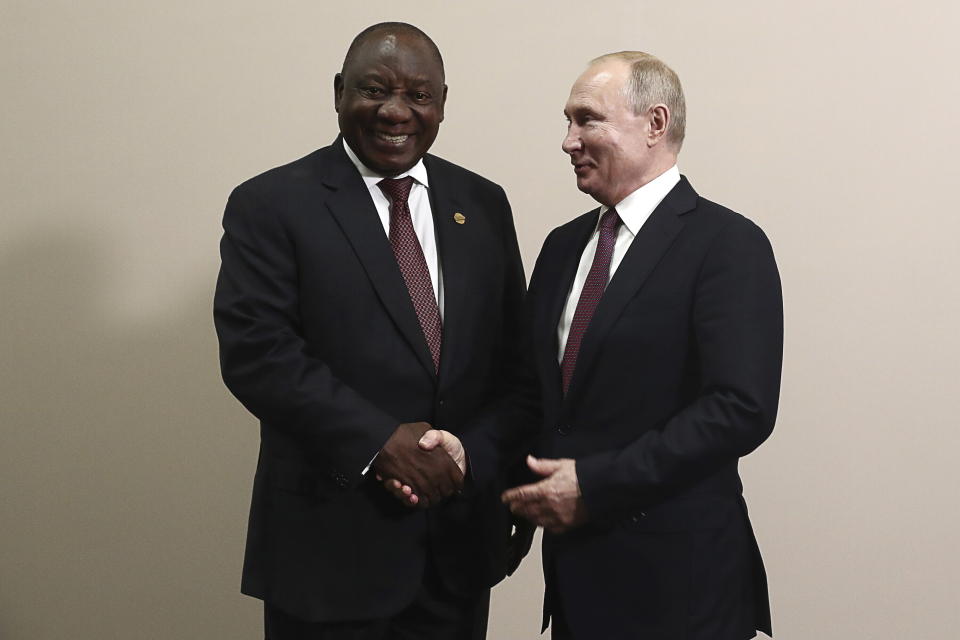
[[566, 105, 603, 120], [354, 72, 437, 88]]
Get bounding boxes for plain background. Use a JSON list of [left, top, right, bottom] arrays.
[[3, 1, 958, 638]]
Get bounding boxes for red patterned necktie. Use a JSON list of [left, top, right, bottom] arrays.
[[560, 207, 622, 393], [378, 177, 443, 373]]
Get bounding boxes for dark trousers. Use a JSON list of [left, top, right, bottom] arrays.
[[548, 591, 759, 640], [264, 559, 489, 640], [548, 593, 574, 640]]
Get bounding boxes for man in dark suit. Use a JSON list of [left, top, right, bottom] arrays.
[[213, 22, 526, 639], [425, 51, 782, 639]]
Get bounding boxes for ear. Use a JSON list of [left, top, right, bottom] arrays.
[[438, 84, 448, 123], [648, 104, 670, 146], [333, 73, 344, 113]]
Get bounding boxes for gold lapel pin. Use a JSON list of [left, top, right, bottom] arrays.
[[453, 212, 466, 225]]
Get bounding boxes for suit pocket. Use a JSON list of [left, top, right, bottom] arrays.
[[621, 497, 737, 533]]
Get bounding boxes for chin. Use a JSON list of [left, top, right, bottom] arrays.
[[377, 157, 417, 175], [362, 151, 414, 175]]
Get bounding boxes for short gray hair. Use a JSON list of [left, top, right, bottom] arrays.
[[591, 51, 686, 149]]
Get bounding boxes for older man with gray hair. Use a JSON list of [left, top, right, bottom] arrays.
[[424, 51, 783, 639]]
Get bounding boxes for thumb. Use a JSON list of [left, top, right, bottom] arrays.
[[527, 455, 562, 477], [419, 429, 442, 450]]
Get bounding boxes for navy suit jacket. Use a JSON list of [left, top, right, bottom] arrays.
[[214, 138, 526, 621], [468, 176, 782, 639]]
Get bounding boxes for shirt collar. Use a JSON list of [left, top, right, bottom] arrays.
[[342, 139, 430, 189], [600, 165, 681, 235]]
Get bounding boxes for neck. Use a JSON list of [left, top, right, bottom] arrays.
[[601, 152, 677, 206]]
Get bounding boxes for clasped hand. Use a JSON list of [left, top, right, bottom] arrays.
[[372, 422, 466, 508], [500, 456, 587, 534]]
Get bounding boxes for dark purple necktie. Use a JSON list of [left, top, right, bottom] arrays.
[[560, 207, 622, 393], [378, 177, 443, 373]]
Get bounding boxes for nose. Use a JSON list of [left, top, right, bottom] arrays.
[[562, 124, 581, 155], [378, 93, 412, 123]]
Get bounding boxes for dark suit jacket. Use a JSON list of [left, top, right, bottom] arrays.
[[469, 176, 782, 639], [213, 138, 526, 622]]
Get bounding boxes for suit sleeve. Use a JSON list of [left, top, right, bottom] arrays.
[[461, 221, 549, 490], [213, 184, 398, 483], [576, 218, 783, 518]]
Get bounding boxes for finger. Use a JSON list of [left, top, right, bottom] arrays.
[[502, 480, 546, 504], [514, 503, 545, 525], [416, 469, 443, 505], [527, 455, 562, 477], [502, 485, 529, 503], [383, 479, 405, 500], [418, 429, 442, 450], [386, 483, 410, 505], [404, 469, 433, 504]]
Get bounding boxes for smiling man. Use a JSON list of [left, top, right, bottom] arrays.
[[214, 23, 526, 639], [419, 52, 783, 639], [504, 51, 782, 640]]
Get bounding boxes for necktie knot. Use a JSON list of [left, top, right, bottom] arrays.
[[378, 177, 415, 206], [600, 207, 621, 231]]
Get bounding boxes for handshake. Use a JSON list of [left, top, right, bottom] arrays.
[[372, 421, 466, 508], [372, 421, 586, 534]]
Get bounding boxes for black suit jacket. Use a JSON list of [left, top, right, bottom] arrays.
[[469, 177, 782, 639], [213, 138, 526, 622]]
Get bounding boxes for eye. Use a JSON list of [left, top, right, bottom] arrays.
[[360, 86, 384, 98], [413, 91, 431, 103]]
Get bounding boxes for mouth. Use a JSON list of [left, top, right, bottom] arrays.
[[374, 132, 413, 146], [573, 162, 592, 175]]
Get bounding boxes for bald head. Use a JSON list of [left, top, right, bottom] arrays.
[[342, 22, 444, 81]]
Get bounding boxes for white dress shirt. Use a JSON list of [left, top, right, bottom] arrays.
[[343, 140, 444, 318], [557, 165, 681, 361]]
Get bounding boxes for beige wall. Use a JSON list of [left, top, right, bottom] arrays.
[[3, 1, 959, 638]]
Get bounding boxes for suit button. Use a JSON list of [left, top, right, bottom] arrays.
[[438, 399, 445, 406], [557, 424, 571, 435], [333, 472, 349, 489]]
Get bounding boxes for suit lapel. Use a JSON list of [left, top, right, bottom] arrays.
[[424, 157, 470, 383], [320, 140, 437, 379], [563, 177, 698, 403], [535, 212, 599, 407]]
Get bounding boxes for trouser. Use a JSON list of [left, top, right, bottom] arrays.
[[264, 557, 489, 640]]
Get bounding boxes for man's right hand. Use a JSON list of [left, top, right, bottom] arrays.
[[380, 429, 467, 506], [372, 422, 464, 507]]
